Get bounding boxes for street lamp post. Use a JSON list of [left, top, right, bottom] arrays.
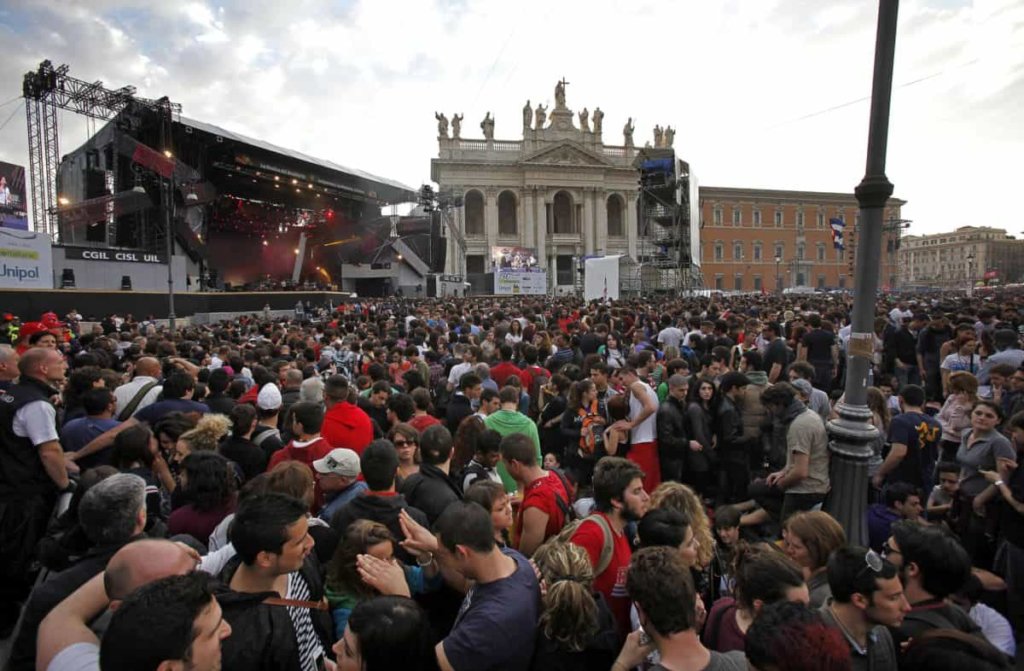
[[966, 253, 974, 297], [823, 0, 900, 546], [775, 255, 782, 294]]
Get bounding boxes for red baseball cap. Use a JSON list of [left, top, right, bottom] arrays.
[[18, 321, 47, 341], [40, 312, 64, 328]]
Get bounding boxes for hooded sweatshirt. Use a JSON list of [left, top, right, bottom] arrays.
[[321, 401, 373, 455], [485, 409, 542, 491], [329, 492, 428, 563]]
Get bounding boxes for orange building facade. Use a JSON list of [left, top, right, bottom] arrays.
[[698, 186, 906, 293]]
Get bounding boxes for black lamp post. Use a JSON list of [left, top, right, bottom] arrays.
[[774, 254, 782, 294], [824, 0, 900, 545], [966, 253, 975, 297]]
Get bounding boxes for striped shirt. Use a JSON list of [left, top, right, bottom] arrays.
[[286, 572, 325, 671]]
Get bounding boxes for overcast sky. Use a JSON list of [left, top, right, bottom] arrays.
[[0, 0, 1021, 237]]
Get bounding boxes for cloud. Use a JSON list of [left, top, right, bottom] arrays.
[[0, 0, 1020, 239]]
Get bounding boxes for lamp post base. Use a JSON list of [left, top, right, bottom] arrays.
[[824, 400, 877, 547]]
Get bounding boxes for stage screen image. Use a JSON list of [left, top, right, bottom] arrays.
[[491, 246, 541, 272], [0, 161, 29, 230]]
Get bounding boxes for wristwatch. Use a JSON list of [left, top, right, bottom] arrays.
[[994, 480, 1005, 488]]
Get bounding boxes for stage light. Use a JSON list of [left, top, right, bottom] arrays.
[[397, 254, 403, 260], [274, 176, 279, 181], [294, 248, 300, 254], [291, 179, 297, 185], [295, 188, 301, 193], [58, 196, 70, 206], [262, 239, 268, 246], [163, 150, 173, 158]]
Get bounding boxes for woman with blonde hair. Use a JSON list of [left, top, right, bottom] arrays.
[[530, 541, 619, 670], [938, 371, 978, 463], [782, 510, 846, 608], [173, 413, 231, 464], [650, 481, 714, 569]]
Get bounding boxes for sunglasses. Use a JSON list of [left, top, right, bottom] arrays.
[[858, 549, 884, 579], [393, 439, 416, 448], [881, 542, 900, 559], [940, 477, 959, 485]]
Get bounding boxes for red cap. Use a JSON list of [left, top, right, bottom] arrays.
[[18, 321, 47, 341], [40, 312, 64, 328]]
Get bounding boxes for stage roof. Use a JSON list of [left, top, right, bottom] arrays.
[[179, 116, 416, 205]]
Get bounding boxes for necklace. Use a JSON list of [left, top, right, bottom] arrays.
[[828, 604, 867, 655]]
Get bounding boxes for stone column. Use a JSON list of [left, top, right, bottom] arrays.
[[523, 187, 536, 249], [596, 189, 608, 255], [536, 190, 547, 269], [582, 187, 595, 256], [626, 190, 638, 261], [485, 188, 498, 269]]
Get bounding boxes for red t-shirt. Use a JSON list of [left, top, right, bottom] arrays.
[[266, 436, 333, 472], [570, 513, 632, 637], [514, 471, 569, 548], [408, 413, 441, 434]]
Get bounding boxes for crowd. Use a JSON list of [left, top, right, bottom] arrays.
[[1, 290, 1023, 671]]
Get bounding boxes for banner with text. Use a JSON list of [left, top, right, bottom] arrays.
[[0, 228, 54, 289], [62, 246, 167, 264], [494, 270, 547, 295]]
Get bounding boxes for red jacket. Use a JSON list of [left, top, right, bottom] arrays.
[[321, 401, 374, 455]]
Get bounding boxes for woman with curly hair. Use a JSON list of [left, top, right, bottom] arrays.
[[167, 451, 236, 543], [650, 482, 715, 569], [529, 541, 619, 671]]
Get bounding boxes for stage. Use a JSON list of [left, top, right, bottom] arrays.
[[0, 288, 353, 323]]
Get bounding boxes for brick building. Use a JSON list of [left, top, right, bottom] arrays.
[[698, 187, 906, 292], [900, 226, 1024, 290]]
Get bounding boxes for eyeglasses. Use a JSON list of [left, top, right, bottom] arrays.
[[881, 542, 901, 559], [393, 440, 416, 447]]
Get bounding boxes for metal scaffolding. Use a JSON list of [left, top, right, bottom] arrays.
[[22, 60, 180, 239], [623, 147, 703, 295]]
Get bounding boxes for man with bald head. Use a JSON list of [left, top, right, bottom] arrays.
[[113, 355, 163, 419], [0, 343, 19, 390], [37, 539, 219, 671], [0, 346, 69, 636]]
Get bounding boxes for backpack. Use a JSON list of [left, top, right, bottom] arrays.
[[252, 427, 281, 449], [548, 467, 577, 524], [578, 401, 605, 457], [549, 513, 615, 576]]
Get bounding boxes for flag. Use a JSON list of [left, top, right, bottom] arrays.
[[829, 217, 845, 251]]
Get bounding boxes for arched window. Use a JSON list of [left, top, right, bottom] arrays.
[[465, 190, 484, 236], [607, 195, 624, 237], [498, 191, 517, 236], [552, 191, 574, 234]]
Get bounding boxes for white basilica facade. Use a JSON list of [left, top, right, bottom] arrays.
[[430, 82, 651, 292]]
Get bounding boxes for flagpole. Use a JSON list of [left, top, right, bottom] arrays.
[[823, 0, 899, 546]]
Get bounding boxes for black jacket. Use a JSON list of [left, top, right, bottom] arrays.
[[400, 463, 463, 526], [716, 396, 756, 458], [330, 491, 428, 563], [220, 436, 268, 482], [656, 396, 689, 461], [884, 326, 919, 368], [205, 392, 237, 416], [216, 555, 334, 671], [446, 394, 474, 434]]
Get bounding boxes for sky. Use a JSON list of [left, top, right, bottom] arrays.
[[0, 0, 1021, 237]]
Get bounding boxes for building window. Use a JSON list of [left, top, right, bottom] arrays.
[[732, 208, 741, 225], [465, 190, 484, 236], [607, 194, 624, 237], [734, 276, 743, 291], [466, 254, 485, 274], [839, 274, 847, 289], [733, 242, 743, 260], [797, 243, 805, 261], [498, 190, 517, 236], [714, 242, 724, 261], [817, 275, 826, 289], [817, 212, 825, 229], [796, 272, 806, 286], [774, 244, 784, 261], [753, 209, 762, 227], [837, 247, 845, 262], [817, 244, 826, 261], [797, 210, 805, 229], [556, 255, 574, 285], [552, 191, 574, 234], [713, 206, 723, 226], [774, 210, 783, 227], [753, 276, 762, 291], [753, 243, 763, 261], [715, 275, 724, 290]]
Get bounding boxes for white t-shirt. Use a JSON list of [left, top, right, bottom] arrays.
[[657, 327, 684, 350], [47, 642, 99, 671], [629, 382, 658, 444], [448, 361, 474, 387], [14, 401, 59, 445]]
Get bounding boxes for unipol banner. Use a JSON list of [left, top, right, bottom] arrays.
[[0, 228, 54, 289], [495, 270, 547, 295], [584, 255, 621, 302]]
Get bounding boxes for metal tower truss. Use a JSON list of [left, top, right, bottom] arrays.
[[22, 60, 181, 239], [627, 148, 703, 296]]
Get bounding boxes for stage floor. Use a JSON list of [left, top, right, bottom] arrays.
[[0, 288, 354, 321]]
